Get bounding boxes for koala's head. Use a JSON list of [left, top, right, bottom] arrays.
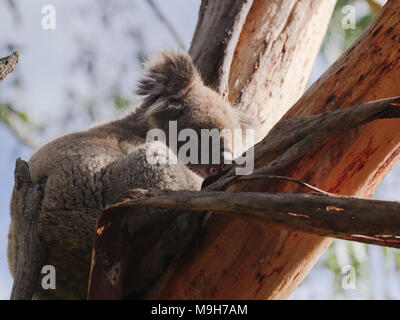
[[136, 50, 256, 177]]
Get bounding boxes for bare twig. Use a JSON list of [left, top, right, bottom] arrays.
[[145, 0, 186, 50], [235, 175, 335, 196], [109, 188, 400, 249], [0, 51, 19, 82]]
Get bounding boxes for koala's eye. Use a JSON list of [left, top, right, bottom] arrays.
[[168, 98, 181, 105], [165, 102, 187, 118]]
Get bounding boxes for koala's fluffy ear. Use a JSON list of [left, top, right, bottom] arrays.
[[136, 50, 200, 105]]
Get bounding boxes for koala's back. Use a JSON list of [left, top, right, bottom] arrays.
[[8, 125, 203, 299], [8, 126, 139, 299]]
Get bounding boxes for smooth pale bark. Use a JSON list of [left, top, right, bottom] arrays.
[[191, 0, 336, 140], [148, 1, 400, 299]]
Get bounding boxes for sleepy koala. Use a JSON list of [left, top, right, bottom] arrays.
[[8, 50, 251, 299]]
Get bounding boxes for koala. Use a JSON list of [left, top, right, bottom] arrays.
[[7, 50, 250, 299]]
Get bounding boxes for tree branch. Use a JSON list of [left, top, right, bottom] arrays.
[[205, 97, 400, 191], [109, 188, 400, 249], [10, 158, 45, 300], [0, 51, 19, 82]]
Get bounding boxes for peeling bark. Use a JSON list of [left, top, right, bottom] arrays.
[[230, 0, 336, 139]]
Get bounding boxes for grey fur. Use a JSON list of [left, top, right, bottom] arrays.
[[136, 50, 198, 105], [7, 50, 248, 299]]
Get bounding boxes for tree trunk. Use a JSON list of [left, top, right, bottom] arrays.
[[146, 0, 400, 299], [191, 0, 337, 141], [88, 0, 400, 300]]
